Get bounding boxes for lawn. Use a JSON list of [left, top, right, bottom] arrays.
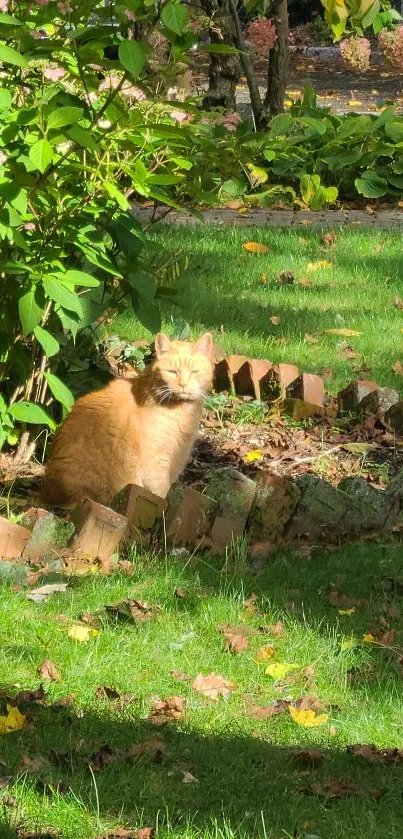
[[115, 224, 403, 394], [1, 540, 403, 839]]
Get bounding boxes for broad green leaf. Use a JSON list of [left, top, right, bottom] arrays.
[[0, 12, 23, 24], [47, 106, 84, 130], [129, 271, 156, 300], [57, 269, 100, 288], [9, 401, 56, 429], [18, 287, 42, 336], [34, 325, 59, 358], [44, 372, 74, 411], [43, 275, 83, 317], [161, 2, 188, 34], [385, 122, 403, 143], [361, 0, 380, 28], [355, 170, 387, 198], [66, 123, 99, 151], [0, 88, 11, 110], [0, 43, 27, 68], [29, 139, 53, 173], [118, 40, 149, 79], [131, 290, 161, 332], [103, 181, 130, 210]]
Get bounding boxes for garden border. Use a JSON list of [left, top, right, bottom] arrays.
[[134, 205, 403, 229]]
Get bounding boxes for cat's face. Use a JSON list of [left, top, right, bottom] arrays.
[[153, 333, 213, 402]]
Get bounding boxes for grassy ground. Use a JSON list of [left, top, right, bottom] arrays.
[[115, 225, 403, 394], [2, 540, 403, 838]]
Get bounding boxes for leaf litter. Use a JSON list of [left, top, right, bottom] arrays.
[[147, 696, 185, 725], [192, 673, 237, 701]]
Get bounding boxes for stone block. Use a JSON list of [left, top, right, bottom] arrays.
[[112, 483, 166, 546], [286, 373, 324, 408], [283, 398, 325, 421], [207, 468, 256, 552], [338, 476, 394, 534], [267, 363, 299, 400], [213, 355, 248, 394], [0, 516, 30, 559], [70, 499, 127, 560], [164, 483, 217, 547], [249, 473, 300, 544], [337, 380, 378, 411], [385, 400, 403, 433], [234, 359, 272, 401], [360, 387, 399, 416], [287, 475, 347, 540], [23, 513, 75, 562]]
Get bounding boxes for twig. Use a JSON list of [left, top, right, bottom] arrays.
[[269, 445, 343, 472]]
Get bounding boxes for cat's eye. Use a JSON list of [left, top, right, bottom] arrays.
[[166, 369, 177, 375], [192, 370, 201, 375]]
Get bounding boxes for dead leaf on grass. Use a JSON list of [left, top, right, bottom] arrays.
[[255, 644, 275, 662], [270, 315, 281, 325], [306, 778, 361, 799], [394, 296, 403, 310], [347, 744, 403, 764], [15, 684, 45, 703], [298, 277, 313, 288], [89, 744, 120, 771], [265, 621, 285, 637], [338, 344, 359, 360], [307, 260, 333, 271], [148, 696, 185, 725], [128, 737, 166, 761], [243, 242, 272, 254], [221, 627, 248, 654], [38, 659, 61, 682], [320, 232, 337, 247], [118, 559, 134, 575], [192, 673, 236, 701], [275, 271, 295, 285], [67, 623, 100, 642], [304, 333, 319, 345], [327, 590, 365, 609], [97, 829, 155, 839], [95, 686, 121, 701], [248, 699, 290, 718], [27, 583, 68, 603], [292, 748, 324, 765], [323, 328, 362, 337], [0, 705, 26, 734], [170, 669, 189, 682], [174, 586, 186, 598], [17, 831, 60, 839], [17, 754, 46, 774], [392, 360, 403, 375], [106, 599, 156, 624], [52, 694, 75, 709], [182, 770, 198, 783]]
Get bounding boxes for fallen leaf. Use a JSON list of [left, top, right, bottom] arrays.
[[338, 608, 355, 616], [89, 744, 120, 771], [327, 590, 365, 609], [148, 696, 185, 725], [347, 744, 403, 764], [174, 586, 186, 598], [307, 778, 361, 799], [342, 442, 379, 454], [275, 271, 295, 284], [67, 623, 100, 642], [27, 583, 68, 603], [248, 699, 290, 718], [52, 694, 75, 709], [106, 599, 155, 624], [192, 673, 236, 701], [394, 296, 403, 310], [292, 748, 324, 765], [170, 669, 189, 682], [392, 360, 403, 375], [243, 242, 272, 254], [17, 754, 46, 774], [255, 644, 275, 662], [219, 624, 248, 654], [321, 231, 337, 247], [363, 633, 376, 643], [15, 685, 45, 703], [307, 260, 332, 271], [182, 770, 198, 783], [0, 705, 26, 734], [338, 344, 359, 360], [244, 450, 263, 463], [17, 832, 61, 839], [298, 277, 313, 288], [38, 659, 61, 682], [304, 333, 319, 345], [118, 559, 134, 575], [265, 662, 298, 679], [97, 828, 155, 839], [266, 621, 285, 637], [95, 686, 120, 701], [329, 724, 337, 736], [289, 706, 329, 728], [270, 315, 281, 325], [127, 737, 166, 761], [323, 328, 362, 337]]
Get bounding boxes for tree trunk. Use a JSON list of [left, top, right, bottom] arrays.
[[201, 0, 240, 111], [264, 0, 289, 117]]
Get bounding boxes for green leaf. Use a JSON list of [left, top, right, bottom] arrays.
[[66, 123, 100, 151], [44, 372, 74, 411], [0, 42, 27, 68], [0, 12, 23, 25], [131, 290, 161, 332], [355, 170, 388, 198], [0, 88, 11, 110], [361, 0, 380, 29], [18, 287, 42, 337], [29, 139, 53, 173], [118, 40, 149, 79], [9, 401, 56, 429], [48, 106, 84, 130], [385, 122, 403, 143], [161, 2, 188, 35], [43, 275, 83, 317], [33, 325, 60, 358], [57, 269, 100, 288], [129, 271, 156, 300]]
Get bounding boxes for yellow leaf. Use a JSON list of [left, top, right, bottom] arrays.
[[255, 645, 275, 662], [348, 99, 363, 107], [247, 164, 268, 185], [307, 260, 332, 271], [243, 242, 272, 254], [265, 662, 299, 679], [363, 633, 376, 643], [323, 328, 362, 337], [340, 636, 358, 651], [0, 704, 26, 734], [270, 315, 281, 325], [338, 608, 355, 615], [245, 450, 263, 463], [68, 623, 100, 642], [289, 706, 329, 728]]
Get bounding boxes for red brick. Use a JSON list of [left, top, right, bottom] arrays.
[[338, 380, 378, 411], [286, 373, 324, 408], [70, 499, 127, 560], [234, 359, 272, 401], [207, 468, 256, 553], [165, 483, 216, 547], [213, 355, 248, 393], [0, 516, 30, 559], [267, 363, 299, 400], [283, 398, 325, 420], [112, 484, 166, 544]]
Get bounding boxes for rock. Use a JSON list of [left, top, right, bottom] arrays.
[[385, 400, 403, 433], [249, 472, 300, 544], [286, 373, 325, 407], [21, 507, 49, 530], [112, 484, 166, 546], [23, 513, 75, 562], [337, 477, 394, 534], [360, 387, 399, 416], [287, 475, 347, 540], [70, 499, 127, 560], [283, 398, 325, 420], [207, 468, 256, 553], [386, 468, 403, 499], [234, 359, 272, 401], [214, 355, 248, 394], [0, 516, 30, 559], [267, 363, 299, 400], [164, 483, 216, 547], [337, 380, 378, 411]]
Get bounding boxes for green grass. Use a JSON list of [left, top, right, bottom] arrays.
[[115, 225, 403, 393], [1, 541, 403, 838]]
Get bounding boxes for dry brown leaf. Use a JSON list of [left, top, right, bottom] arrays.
[[392, 360, 403, 375], [170, 669, 189, 682], [248, 700, 290, 718], [52, 694, 75, 709], [148, 696, 185, 725], [17, 754, 46, 774], [95, 686, 121, 701], [320, 232, 337, 247], [347, 744, 403, 764], [182, 770, 198, 783], [394, 296, 403, 310], [174, 586, 186, 598], [15, 685, 45, 703], [219, 624, 249, 654], [292, 748, 324, 765], [266, 621, 285, 637], [127, 737, 166, 760], [307, 778, 361, 799], [243, 242, 272, 254], [89, 745, 120, 771], [270, 315, 281, 325], [97, 829, 155, 839], [275, 271, 295, 285], [192, 673, 236, 701], [117, 559, 134, 575], [38, 659, 61, 683], [323, 328, 362, 337], [255, 644, 275, 662], [298, 277, 313, 288], [304, 333, 319, 345]]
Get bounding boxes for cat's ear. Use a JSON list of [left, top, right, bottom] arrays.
[[154, 333, 171, 358], [192, 332, 213, 357]]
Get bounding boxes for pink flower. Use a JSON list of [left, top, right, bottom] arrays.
[[57, 0, 73, 11], [246, 18, 277, 58], [44, 66, 66, 81], [124, 8, 136, 21], [169, 110, 190, 122], [339, 36, 371, 73], [23, 222, 35, 231], [0, 0, 8, 10], [379, 27, 403, 73], [218, 111, 242, 131]]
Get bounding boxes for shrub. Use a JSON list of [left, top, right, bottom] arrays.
[[246, 18, 278, 57]]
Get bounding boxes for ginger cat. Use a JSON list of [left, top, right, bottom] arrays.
[[42, 332, 213, 507]]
